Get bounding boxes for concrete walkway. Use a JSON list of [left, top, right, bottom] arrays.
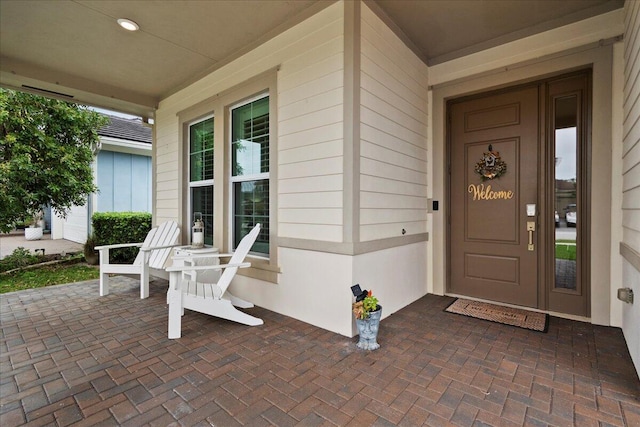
[[0, 231, 83, 259]]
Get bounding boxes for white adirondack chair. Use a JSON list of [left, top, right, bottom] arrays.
[[166, 223, 263, 339], [96, 221, 180, 299]]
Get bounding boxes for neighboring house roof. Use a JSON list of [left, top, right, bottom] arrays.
[[99, 115, 152, 144], [555, 179, 576, 191]]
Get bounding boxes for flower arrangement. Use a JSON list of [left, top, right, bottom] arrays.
[[352, 290, 379, 320], [350, 284, 383, 350]]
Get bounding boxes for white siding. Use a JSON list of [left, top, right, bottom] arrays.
[[154, 114, 180, 225], [623, 0, 640, 246], [622, 0, 640, 375], [151, 1, 433, 336], [154, 2, 345, 241], [359, 4, 429, 241], [278, 17, 345, 242]]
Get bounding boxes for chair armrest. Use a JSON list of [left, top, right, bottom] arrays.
[[95, 242, 143, 250], [165, 262, 251, 272], [140, 243, 181, 252]]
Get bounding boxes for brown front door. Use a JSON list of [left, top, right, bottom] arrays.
[[449, 86, 540, 307], [448, 72, 591, 317]]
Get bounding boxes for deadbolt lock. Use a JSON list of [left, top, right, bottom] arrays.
[[527, 222, 536, 231]]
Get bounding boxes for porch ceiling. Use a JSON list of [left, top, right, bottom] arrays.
[[0, 0, 623, 118]]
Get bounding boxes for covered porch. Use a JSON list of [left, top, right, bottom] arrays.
[[1, 278, 638, 425], [2, 3, 640, 422]]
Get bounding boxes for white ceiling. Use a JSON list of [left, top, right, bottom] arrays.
[[0, 0, 624, 118]]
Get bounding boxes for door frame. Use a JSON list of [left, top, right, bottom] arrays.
[[429, 43, 614, 323], [445, 70, 592, 316]]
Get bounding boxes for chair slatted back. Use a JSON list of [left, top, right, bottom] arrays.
[[216, 224, 261, 296], [133, 221, 180, 269], [148, 221, 180, 269], [133, 227, 158, 266]]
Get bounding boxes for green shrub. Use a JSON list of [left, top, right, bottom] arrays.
[[0, 247, 42, 273], [92, 212, 152, 263]]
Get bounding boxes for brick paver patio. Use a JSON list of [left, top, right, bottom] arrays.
[[1, 277, 639, 426]]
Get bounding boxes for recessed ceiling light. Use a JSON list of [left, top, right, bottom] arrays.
[[117, 18, 139, 32]]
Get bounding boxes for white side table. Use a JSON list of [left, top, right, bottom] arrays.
[[173, 246, 220, 283]]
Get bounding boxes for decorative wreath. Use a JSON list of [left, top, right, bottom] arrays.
[[474, 145, 507, 181]]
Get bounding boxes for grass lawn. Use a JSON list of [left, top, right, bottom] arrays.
[[0, 264, 99, 294], [555, 243, 577, 261]]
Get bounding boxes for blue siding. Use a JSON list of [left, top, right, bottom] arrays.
[[131, 155, 151, 211], [113, 153, 133, 211], [97, 151, 151, 213], [97, 152, 115, 211]]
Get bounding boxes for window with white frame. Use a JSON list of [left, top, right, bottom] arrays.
[[230, 95, 269, 255], [179, 74, 277, 282], [188, 116, 214, 246]]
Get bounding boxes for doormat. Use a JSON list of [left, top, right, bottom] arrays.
[[445, 299, 548, 332]]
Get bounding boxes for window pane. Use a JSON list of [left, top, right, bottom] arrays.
[[232, 97, 269, 176], [189, 118, 214, 182], [554, 96, 578, 291], [191, 186, 214, 246], [233, 180, 269, 254]]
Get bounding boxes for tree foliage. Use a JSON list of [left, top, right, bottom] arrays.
[[0, 89, 108, 232]]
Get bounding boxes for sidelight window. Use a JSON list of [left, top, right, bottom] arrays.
[[553, 96, 578, 291]]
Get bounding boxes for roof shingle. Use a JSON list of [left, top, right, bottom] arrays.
[[99, 115, 152, 144]]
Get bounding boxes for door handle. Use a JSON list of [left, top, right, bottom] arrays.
[[527, 221, 535, 251]]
